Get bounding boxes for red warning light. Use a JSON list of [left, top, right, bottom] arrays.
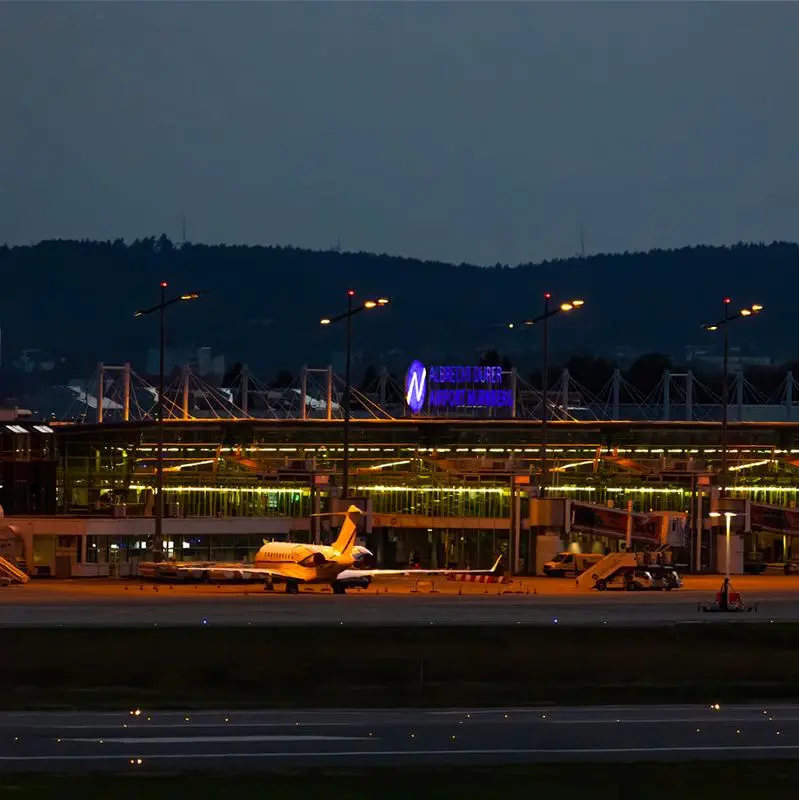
[[544, 292, 552, 299], [723, 297, 731, 304], [160, 281, 168, 288], [347, 289, 355, 297]]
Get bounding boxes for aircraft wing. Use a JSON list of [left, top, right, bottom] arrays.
[[235, 567, 293, 581], [338, 555, 503, 580], [169, 563, 292, 582]]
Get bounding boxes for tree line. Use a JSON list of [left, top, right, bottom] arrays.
[[1, 238, 797, 381]]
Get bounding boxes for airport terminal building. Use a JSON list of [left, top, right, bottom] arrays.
[[3, 361, 799, 578]]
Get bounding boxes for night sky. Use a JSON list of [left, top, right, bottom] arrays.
[[1, 1, 797, 265]]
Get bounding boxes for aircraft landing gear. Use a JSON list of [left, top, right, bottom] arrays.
[[285, 581, 300, 594], [331, 581, 347, 595]]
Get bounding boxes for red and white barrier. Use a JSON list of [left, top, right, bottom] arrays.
[[446, 573, 506, 583]]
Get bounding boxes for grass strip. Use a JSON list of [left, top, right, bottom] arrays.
[[3, 762, 799, 799], [3, 624, 799, 709]]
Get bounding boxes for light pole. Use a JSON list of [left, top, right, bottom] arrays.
[[134, 283, 202, 561], [509, 294, 585, 495], [702, 299, 763, 496], [709, 510, 736, 581], [321, 292, 390, 500], [710, 510, 736, 609]]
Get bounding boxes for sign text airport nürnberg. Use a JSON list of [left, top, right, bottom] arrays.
[[404, 360, 513, 414]]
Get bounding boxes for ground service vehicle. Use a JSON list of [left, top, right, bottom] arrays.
[[647, 564, 683, 589], [543, 552, 604, 577], [579, 548, 677, 591], [603, 565, 682, 591]]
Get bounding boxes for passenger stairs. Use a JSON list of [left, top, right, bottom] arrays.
[[576, 552, 639, 590], [0, 555, 29, 585], [576, 548, 671, 591]]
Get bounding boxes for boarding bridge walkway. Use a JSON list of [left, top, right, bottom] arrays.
[[0, 556, 29, 585]]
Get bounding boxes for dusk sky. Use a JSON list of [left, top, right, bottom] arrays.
[[1, 1, 797, 266]]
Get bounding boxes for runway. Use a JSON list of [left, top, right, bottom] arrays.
[[0, 576, 794, 626], [2, 704, 799, 772]]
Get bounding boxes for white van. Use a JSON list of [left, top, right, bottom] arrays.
[[543, 551, 604, 577]]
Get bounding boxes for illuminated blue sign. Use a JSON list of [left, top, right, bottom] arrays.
[[404, 362, 513, 414], [405, 360, 427, 414]]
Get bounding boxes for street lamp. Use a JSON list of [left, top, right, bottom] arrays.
[[702, 299, 763, 495], [508, 294, 585, 494], [709, 510, 736, 582], [320, 291, 390, 500], [709, 510, 736, 609], [134, 282, 202, 561]]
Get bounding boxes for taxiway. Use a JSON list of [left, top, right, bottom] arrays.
[[0, 574, 794, 626]]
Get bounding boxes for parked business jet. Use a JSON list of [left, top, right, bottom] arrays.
[[169, 504, 502, 594]]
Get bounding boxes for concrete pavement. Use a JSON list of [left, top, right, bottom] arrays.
[[0, 576, 787, 626], [2, 705, 799, 771]]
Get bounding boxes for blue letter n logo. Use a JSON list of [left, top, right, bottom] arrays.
[[405, 360, 427, 414]]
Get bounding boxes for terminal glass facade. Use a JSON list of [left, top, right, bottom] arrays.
[[126, 486, 311, 518], [46, 417, 799, 570], [357, 485, 510, 519]]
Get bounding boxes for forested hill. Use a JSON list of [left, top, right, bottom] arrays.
[[0, 238, 795, 377]]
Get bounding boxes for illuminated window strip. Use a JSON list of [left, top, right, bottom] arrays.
[[115, 444, 789, 457], [727, 486, 799, 493], [84, 480, 799, 501], [126, 483, 508, 495], [128, 485, 310, 495], [353, 485, 506, 494]]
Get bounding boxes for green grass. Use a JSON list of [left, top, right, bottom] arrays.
[[4, 624, 799, 710], [3, 763, 799, 799]]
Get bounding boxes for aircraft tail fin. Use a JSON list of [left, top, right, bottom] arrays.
[[331, 505, 363, 558]]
